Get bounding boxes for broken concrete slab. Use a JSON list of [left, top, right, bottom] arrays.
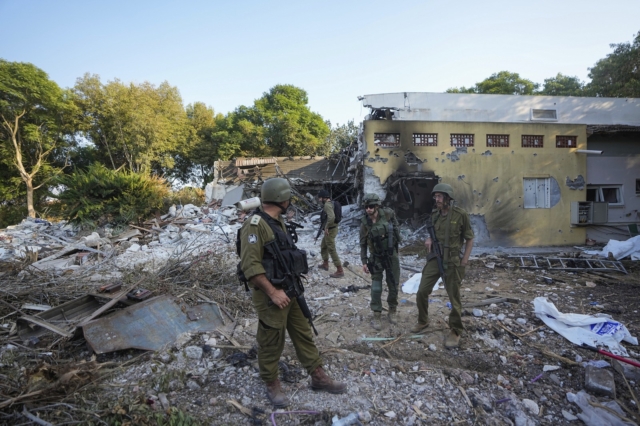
[[584, 365, 616, 399], [82, 295, 225, 354]]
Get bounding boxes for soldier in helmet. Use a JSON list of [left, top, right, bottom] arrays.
[[316, 189, 343, 278], [359, 193, 402, 330], [239, 178, 346, 407], [412, 183, 474, 349]]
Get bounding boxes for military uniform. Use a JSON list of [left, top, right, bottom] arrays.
[[360, 207, 402, 313], [239, 207, 322, 383], [416, 205, 474, 335], [320, 200, 341, 268]]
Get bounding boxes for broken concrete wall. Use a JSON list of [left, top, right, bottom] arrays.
[[361, 120, 589, 247]]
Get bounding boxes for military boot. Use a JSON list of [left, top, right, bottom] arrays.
[[329, 266, 344, 278], [388, 308, 397, 324], [318, 260, 329, 271], [410, 320, 429, 334], [310, 366, 347, 394], [265, 379, 289, 407], [371, 312, 382, 331]]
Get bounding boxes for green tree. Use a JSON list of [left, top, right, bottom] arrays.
[[539, 73, 585, 96], [447, 71, 538, 95], [586, 30, 640, 97], [0, 59, 77, 218], [322, 120, 358, 156], [73, 74, 190, 174]]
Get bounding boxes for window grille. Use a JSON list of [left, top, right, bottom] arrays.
[[413, 133, 438, 146], [556, 136, 577, 148], [450, 134, 474, 147], [373, 133, 400, 147], [486, 134, 509, 147], [522, 135, 543, 148]]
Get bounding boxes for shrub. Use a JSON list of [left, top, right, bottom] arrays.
[[54, 164, 170, 226], [165, 186, 205, 208]]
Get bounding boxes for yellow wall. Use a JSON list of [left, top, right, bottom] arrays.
[[363, 120, 588, 247]]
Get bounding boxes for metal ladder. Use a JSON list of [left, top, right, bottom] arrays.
[[508, 256, 627, 274]]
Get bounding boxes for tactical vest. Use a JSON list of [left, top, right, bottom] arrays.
[[362, 208, 397, 256], [236, 210, 308, 289]]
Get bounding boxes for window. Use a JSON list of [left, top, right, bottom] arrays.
[[450, 134, 474, 147], [531, 109, 558, 121], [373, 133, 400, 147], [587, 185, 623, 206], [523, 178, 550, 208], [556, 136, 577, 148], [486, 134, 509, 147], [522, 135, 543, 148], [413, 133, 438, 146]]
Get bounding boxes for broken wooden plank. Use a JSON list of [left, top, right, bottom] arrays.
[[19, 315, 73, 338]]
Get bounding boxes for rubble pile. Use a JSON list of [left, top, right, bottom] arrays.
[[1, 202, 639, 425]]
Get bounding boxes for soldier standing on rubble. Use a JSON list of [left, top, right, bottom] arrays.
[[359, 193, 402, 330], [317, 189, 344, 278], [239, 178, 346, 408], [411, 183, 474, 349]]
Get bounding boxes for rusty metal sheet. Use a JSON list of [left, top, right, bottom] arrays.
[[82, 295, 224, 354]]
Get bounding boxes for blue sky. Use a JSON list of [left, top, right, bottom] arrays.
[[1, 0, 639, 127]]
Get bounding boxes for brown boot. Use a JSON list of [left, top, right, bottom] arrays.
[[329, 266, 344, 278], [265, 379, 289, 407], [445, 330, 461, 349], [410, 320, 429, 334], [371, 312, 381, 331], [318, 260, 329, 271], [388, 308, 397, 324], [310, 366, 347, 394]]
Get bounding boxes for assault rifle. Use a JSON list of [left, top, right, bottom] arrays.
[[314, 216, 327, 244], [426, 222, 446, 287], [370, 222, 397, 287], [264, 240, 318, 336]]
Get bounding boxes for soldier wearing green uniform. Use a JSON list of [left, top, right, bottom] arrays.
[[359, 193, 402, 330], [316, 190, 343, 278], [411, 183, 474, 349], [239, 178, 346, 408]]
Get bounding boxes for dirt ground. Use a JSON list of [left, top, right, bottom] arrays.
[[1, 233, 640, 425]]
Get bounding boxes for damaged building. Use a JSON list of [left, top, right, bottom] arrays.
[[356, 92, 640, 247]]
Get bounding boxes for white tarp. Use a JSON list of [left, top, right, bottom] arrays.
[[583, 235, 640, 260], [533, 297, 638, 356], [401, 273, 442, 294]]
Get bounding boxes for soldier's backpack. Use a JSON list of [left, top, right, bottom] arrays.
[[333, 200, 342, 224]]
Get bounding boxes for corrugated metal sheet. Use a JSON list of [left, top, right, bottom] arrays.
[[216, 157, 349, 183], [82, 295, 224, 354]]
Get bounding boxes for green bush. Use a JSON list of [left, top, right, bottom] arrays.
[[165, 186, 205, 208], [54, 163, 169, 226]]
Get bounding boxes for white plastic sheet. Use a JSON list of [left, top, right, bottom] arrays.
[[584, 235, 640, 260], [533, 297, 638, 356], [401, 273, 442, 294], [567, 390, 635, 426]]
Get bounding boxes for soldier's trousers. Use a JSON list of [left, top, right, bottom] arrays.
[[252, 288, 322, 383], [369, 254, 400, 312], [417, 259, 466, 334], [320, 226, 341, 267]]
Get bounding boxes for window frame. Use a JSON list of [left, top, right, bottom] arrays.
[[450, 133, 474, 147], [373, 133, 400, 148], [556, 135, 577, 148], [522, 135, 544, 148], [587, 184, 624, 206], [413, 133, 438, 146]]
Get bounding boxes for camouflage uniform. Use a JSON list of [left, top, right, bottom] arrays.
[[417, 206, 474, 335], [320, 200, 341, 267], [239, 207, 322, 382], [360, 208, 402, 313]]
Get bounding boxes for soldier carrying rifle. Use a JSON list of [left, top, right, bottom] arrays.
[[316, 189, 344, 278], [412, 183, 474, 349], [238, 178, 346, 407], [359, 193, 401, 331]]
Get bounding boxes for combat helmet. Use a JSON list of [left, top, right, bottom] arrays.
[[362, 193, 382, 206], [317, 189, 330, 199], [431, 183, 454, 199], [261, 178, 291, 203]]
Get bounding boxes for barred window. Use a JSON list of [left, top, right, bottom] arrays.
[[413, 133, 438, 146], [373, 133, 400, 147], [556, 136, 577, 148], [522, 135, 543, 148], [486, 134, 509, 147], [450, 134, 474, 147]]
